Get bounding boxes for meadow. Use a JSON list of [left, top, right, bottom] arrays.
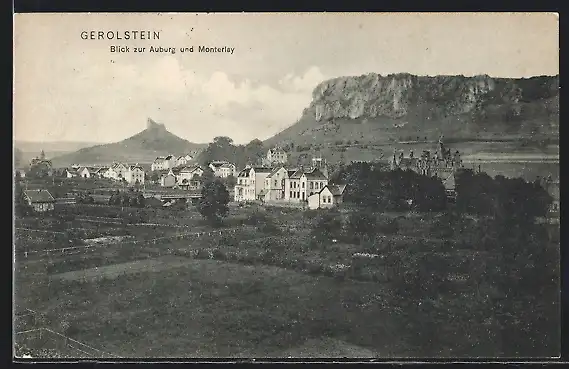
[[14, 203, 560, 358]]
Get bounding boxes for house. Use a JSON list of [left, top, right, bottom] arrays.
[[178, 165, 204, 183], [65, 169, 77, 178], [102, 167, 117, 180], [209, 161, 236, 178], [308, 184, 347, 210], [176, 156, 188, 167], [77, 167, 92, 179], [160, 172, 176, 188], [179, 177, 203, 191], [263, 167, 288, 202], [23, 189, 55, 213], [125, 165, 145, 185], [109, 162, 129, 181], [151, 157, 167, 171], [184, 154, 194, 162], [284, 168, 329, 203], [234, 166, 273, 202], [263, 147, 288, 166], [94, 167, 109, 178], [165, 155, 177, 169]]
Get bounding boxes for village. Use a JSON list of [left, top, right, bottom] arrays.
[[16, 138, 561, 218]]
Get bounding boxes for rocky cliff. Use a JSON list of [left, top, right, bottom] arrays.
[[267, 73, 559, 147]]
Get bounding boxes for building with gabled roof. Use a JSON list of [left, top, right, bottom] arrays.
[[234, 166, 272, 202], [263, 166, 289, 202], [263, 147, 288, 166], [125, 164, 145, 185], [308, 184, 347, 209], [284, 167, 329, 203], [209, 161, 236, 178], [23, 189, 55, 213]]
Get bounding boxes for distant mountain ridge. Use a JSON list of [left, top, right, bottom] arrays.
[[51, 118, 207, 167], [265, 73, 559, 147]]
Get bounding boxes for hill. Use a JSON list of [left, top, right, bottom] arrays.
[[264, 73, 559, 162], [51, 118, 207, 167]]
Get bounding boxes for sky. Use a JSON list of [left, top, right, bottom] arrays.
[[14, 13, 559, 145]]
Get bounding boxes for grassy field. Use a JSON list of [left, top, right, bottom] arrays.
[[14, 205, 560, 358]]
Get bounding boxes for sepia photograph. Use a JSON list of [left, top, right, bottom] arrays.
[[13, 12, 559, 360]]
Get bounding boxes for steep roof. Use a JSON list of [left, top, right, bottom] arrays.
[[304, 168, 327, 180], [290, 169, 304, 179], [286, 169, 298, 177], [326, 184, 347, 196], [266, 166, 286, 178], [165, 155, 174, 160], [219, 163, 234, 169], [24, 189, 55, 203], [238, 168, 253, 177]]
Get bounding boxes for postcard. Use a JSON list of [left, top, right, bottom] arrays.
[[13, 12, 560, 360]]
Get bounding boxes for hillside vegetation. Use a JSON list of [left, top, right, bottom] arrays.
[[51, 119, 207, 166], [266, 73, 559, 148]]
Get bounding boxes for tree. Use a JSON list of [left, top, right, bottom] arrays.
[[150, 171, 160, 182], [201, 167, 216, 184], [14, 176, 30, 216], [224, 175, 237, 189], [197, 179, 230, 227]]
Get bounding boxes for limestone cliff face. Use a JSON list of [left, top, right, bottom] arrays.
[[309, 73, 558, 127]]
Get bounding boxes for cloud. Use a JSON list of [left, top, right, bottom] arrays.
[[279, 66, 326, 93], [17, 56, 328, 144]]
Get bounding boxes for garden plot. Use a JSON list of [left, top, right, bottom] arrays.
[[50, 255, 196, 283]]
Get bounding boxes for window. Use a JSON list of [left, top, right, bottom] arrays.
[[302, 182, 305, 188], [274, 180, 278, 186], [310, 182, 313, 189], [290, 191, 292, 198]]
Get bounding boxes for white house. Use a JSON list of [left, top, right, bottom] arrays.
[[234, 166, 272, 202], [178, 165, 204, 183], [151, 157, 167, 171], [110, 162, 129, 181], [77, 167, 92, 179], [263, 166, 288, 202], [151, 156, 176, 171], [102, 167, 117, 180], [307, 184, 347, 210], [176, 156, 188, 167], [264, 147, 288, 166], [209, 161, 236, 178], [164, 155, 177, 169], [125, 165, 145, 185], [284, 168, 328, 203], [65, 169, 77, 178]]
